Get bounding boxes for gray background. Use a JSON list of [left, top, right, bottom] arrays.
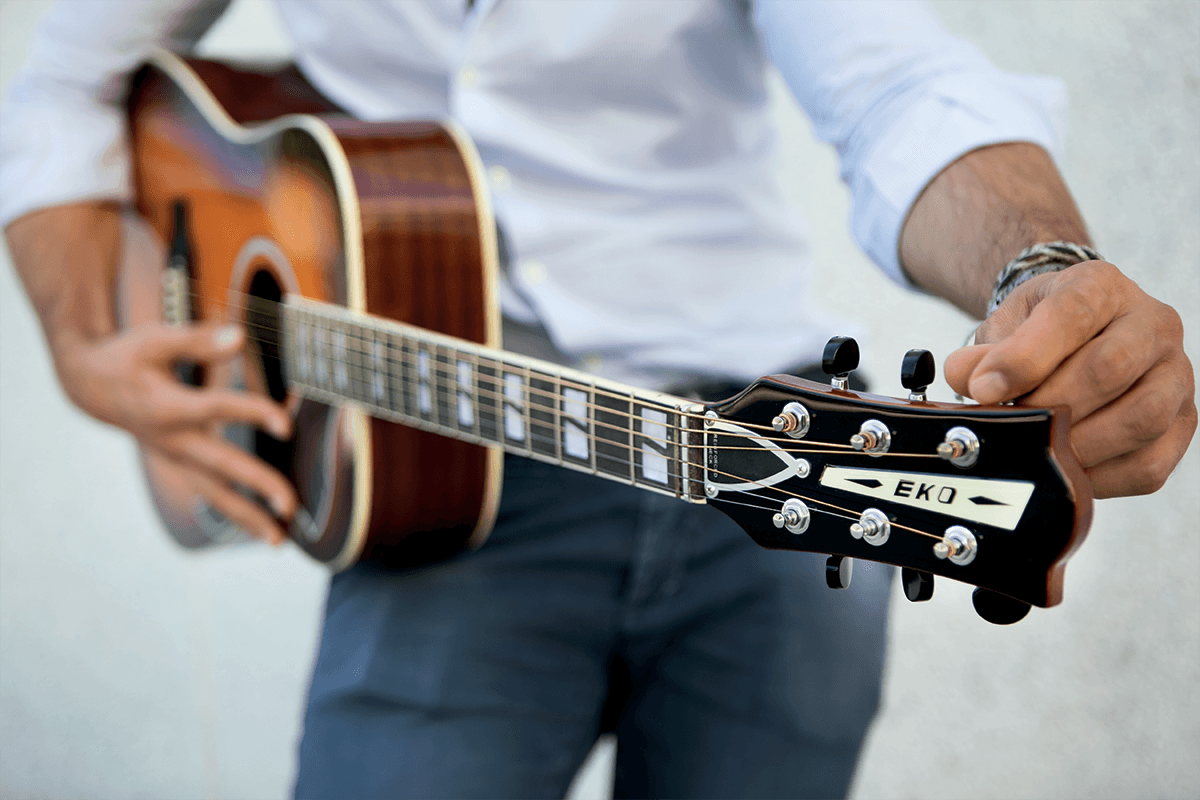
[[1, 1, 1196, 798]]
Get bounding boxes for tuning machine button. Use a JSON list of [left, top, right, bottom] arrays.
[[901, 349, 935, 402], [850, 419, 891, 455], [937, 426, 980, 468], [826, 555, 853, 589], [901, 568, 934, 602], [771, 401, 811, 439], [822, 336, 859, 391], [850, 508, 890, 546], [972, 588, 1031, 625], [772, 499, 810, 534], [933, 525, 977, 566]]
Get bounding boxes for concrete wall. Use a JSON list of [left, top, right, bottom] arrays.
[[1, 1, 1195, 798]]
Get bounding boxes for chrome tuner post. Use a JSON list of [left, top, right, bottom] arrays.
[[933, 525, 977, 566], [821, 336, 859, 391], [900, 349, 935, 402], [850, 419, 891, 455], [772, 499, 811, 534], [849, 508, 890, 546], [771, 401, 811, 438], [936, 426, 980, 468]]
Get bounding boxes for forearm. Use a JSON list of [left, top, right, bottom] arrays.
[[5, 202, 123, 381], [899, 142, 1091, 319]]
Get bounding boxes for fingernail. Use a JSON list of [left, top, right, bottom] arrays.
[[214, 325, 242, 349], [268, 417, 290, 439], [270, 494, 291, 518], [971, 371, 1009, 404]]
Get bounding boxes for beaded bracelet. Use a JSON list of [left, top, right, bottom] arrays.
[[986, 241, 1104, 316]]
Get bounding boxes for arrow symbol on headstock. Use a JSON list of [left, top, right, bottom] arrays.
[[849, 478, 883, 488], [968, 496, 1008, 506]]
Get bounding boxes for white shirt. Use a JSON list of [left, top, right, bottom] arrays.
[[0, 0, 1065, 388]]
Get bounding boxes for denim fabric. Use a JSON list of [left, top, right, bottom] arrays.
[[294, 454, 892, 799]]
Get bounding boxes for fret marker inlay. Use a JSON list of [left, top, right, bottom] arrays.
[[562, 387, 589, 461], [640, 408, 670, 485], [372, 338, 386, 402], [418, 350, 433, 415], [332, 330, 348, 390], [504, 373, 526, 442], [457, 360, 474, 427]]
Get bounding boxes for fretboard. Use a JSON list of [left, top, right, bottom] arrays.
[[280, 297, 704, 502]]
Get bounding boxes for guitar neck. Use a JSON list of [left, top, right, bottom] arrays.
[[280, 296, 704, 502]]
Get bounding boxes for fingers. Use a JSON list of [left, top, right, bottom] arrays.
[[1084, 397, 1198, 498], [942, 259, 1195, 500], [133, 321, 244, 365], [158, 429, 297, 521], [944, 343, 992, 398], [967, 262, 1129, 404], [1019, 308, 1177, 421], [142, 378, 291, 438], [180, 463, 291, 545]]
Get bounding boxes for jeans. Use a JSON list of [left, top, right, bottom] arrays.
[[294, 453, 892, 799]]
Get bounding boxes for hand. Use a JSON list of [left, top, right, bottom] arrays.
[[53, 321, 298, 544], [7, 203, 297, 545], [944, 261, 1196, 498]]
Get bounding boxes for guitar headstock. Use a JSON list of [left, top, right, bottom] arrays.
[[699, 338, 1093, 624]]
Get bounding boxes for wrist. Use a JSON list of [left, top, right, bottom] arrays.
[[986, 241, 1105, 316]]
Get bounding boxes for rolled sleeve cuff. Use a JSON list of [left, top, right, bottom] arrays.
[[851, 71, 1068, 286], [0, 92, 133, 227]]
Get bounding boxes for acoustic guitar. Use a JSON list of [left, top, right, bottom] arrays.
[[120, 51, 1092, 624]]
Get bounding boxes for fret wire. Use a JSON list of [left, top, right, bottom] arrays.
[[296, 380, 690, 484], [226, 296, 786, 433], [280, 303, 910, 458], [297, 366, 883, 504], [303, 345, 872, 455], [279, 320, 783, 450], [291, 349, 685, 480]]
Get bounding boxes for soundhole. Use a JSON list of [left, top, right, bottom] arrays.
[[245, 269, 293, 478]]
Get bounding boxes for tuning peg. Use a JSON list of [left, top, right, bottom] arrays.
[[971, 588, 1032, 625], [822, 336, 860, 390], [900, 349, 935, 402], [825, 555, 853, 589], [901, 568, 934, 602]]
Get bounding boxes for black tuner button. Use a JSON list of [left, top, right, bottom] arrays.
[[901, 568, 934, 602], [971, 588, 1032, 625], [821, 336, 860, 390], [900, 349, 935, 401], [825, 555, 853, 589]]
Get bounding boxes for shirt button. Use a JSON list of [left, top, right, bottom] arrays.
[[458, 66, 479, 87], [488, 165, 511, 190], [520, 260, 548, 286]]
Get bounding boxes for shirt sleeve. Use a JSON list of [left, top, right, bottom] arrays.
[[0, 0, 230, 227], [752, 0, 1068, 285]]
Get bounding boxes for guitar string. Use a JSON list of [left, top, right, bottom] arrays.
[[229, 302, 950, 460], [292, 363, 953, 545], [175, 297, 962, 508], [287, 358, 945, 462], [296, 378, 950, 547], [173, 298, 957, 547], [180, 291, 885, 437]]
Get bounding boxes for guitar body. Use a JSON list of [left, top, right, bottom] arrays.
[[121, 53, 502, 570]]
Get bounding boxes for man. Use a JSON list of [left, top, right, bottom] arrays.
[[3, 1, 1194, 798]]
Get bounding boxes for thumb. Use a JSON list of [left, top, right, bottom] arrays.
[[944, 343, 994, 399]]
